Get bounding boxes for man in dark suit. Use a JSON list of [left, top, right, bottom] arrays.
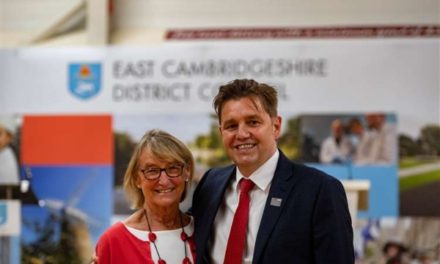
[[192, 79, 354, 264]]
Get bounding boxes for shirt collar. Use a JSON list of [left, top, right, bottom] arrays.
[[234, 149, 279, 192]]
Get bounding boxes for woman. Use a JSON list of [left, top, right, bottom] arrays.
[[96, 129, 196, 263]]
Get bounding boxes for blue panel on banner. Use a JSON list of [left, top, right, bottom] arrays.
[[21, 166, 113, 245], [306, 163, 398, 218], [353, 166, 398, 218], [307, 163, 352, 180]]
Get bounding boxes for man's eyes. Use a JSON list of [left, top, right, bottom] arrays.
[[224, 123, 237, 130], [248, 120, 260, 126], [223, 120, 260, 130]]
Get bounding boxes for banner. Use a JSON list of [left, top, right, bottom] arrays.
[[0, 37, 439, 263], [0, 38, 438, 138]]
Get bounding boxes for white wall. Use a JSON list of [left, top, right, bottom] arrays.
[[112, 0, 440, 29], [0, 0, 439, 47]]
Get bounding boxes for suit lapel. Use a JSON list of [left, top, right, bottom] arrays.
[[205, 166, 235, 225], [197, 166, 235, 261], [253, 153, 298, 263]]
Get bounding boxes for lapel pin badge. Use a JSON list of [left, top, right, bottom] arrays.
[[270, 197, 282, 207]]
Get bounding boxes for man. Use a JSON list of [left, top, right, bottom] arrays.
[[192, 79, 354, 263], [0, 117, 37, 203], [355, 113, 396, 165], [0, 117, 20, 187], [319, 119, 351, 164]]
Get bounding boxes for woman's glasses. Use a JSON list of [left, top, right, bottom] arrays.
[[140, 164, 184, 180]]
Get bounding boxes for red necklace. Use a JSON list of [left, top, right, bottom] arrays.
[[143, 209, 191, 264]]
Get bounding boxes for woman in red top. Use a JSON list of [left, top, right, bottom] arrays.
[[96, 129, 196, 264]]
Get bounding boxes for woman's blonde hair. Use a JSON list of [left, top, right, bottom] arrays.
[[123, 129, 194, 209]]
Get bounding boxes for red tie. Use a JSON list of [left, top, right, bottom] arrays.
[[224, 179, 255, 264]]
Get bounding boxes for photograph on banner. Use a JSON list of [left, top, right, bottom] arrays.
[[0, 115, 38, 264], [298, 113, 399, 218], [299, 113, 398, 165], [399, 123, 440, 218], [0, 114, 20, 263], [0, 114, 21, 255], [0, 114, 39, 225], [19, 115, 113, 264], [0, 115, 21, 195], [353, 217, 440, 264]]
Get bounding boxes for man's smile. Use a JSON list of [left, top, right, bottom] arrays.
[[235, 143, 256, 150]]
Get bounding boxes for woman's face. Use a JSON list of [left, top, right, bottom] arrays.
[[136, 148, 189, 211]]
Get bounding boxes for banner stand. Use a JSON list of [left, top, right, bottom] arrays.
[[341, 180, 370, 226]]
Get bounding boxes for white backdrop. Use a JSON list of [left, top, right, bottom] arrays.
[[0, 38, 438, 137]]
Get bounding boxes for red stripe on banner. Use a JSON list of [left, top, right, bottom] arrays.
[[166, 25, 440, 40], [21, 115, 113, 165]]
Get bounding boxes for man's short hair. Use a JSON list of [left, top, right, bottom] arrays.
[[213, 79, 278, 122]]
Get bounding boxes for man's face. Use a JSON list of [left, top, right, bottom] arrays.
[[0, 126, 12, 150], [332, 120, 343, 139], [219, 97, 281, 176], [366, 114, 384, 130]]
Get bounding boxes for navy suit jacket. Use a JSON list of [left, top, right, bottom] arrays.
[[192, 151, 354, 264]]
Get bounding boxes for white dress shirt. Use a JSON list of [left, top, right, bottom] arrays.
[[210, 150, 279, 264], [319, 136, 351, 164]]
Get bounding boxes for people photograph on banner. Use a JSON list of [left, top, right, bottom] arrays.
[[299, 113, 399, 219], [300, 113, 398, 166], [353, 217, 440, 263]]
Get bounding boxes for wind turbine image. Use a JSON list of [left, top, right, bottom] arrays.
[[38, 169, 102, 263]]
